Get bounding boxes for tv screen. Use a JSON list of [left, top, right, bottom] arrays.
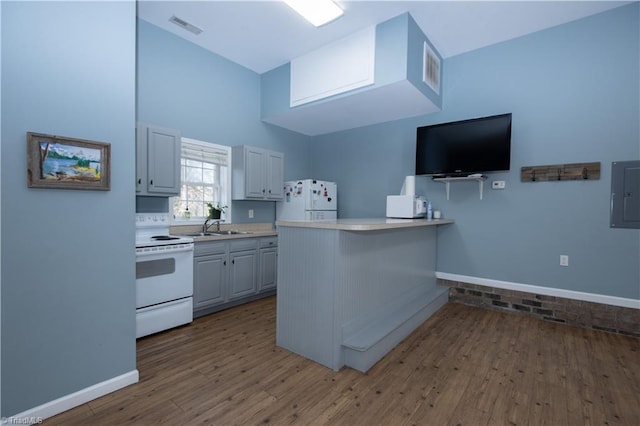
[[415, 113, 512, 176]]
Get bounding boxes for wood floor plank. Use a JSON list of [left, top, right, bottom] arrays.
[[44, 297, 640, 425]]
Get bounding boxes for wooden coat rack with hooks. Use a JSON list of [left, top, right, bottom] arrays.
[[521, 162, 600, 182]]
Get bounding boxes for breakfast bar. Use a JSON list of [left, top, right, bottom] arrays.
[[275, 218, 453, 372]]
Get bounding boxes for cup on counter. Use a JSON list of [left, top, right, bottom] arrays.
[[433, 210, 442, 219]]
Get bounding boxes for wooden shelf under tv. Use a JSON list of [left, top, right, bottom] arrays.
[[432, 175, 487, 200]]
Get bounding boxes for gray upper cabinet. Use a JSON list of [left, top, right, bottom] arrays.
[[265, 150, 284, 199], [232, 145, 284, 201], [136, 123, 181, 196]]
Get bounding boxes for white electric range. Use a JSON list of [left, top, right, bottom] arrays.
[[135, 213, 194, 338]]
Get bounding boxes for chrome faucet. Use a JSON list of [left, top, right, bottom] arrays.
[[203, 219, 224, 233]]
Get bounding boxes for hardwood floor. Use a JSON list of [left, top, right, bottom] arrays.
[[46, 297, 640, 425]]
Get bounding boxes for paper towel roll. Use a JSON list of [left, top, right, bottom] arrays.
[[401, 175, 415, 196]]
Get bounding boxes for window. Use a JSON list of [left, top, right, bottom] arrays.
[[172, 137, 232, 223]]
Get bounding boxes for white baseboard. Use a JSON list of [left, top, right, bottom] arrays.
[[8, 370, 139, 423], [436, 272, 640, 309]]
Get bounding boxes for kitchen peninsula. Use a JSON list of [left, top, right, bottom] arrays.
[[276, 218, 453, 372]]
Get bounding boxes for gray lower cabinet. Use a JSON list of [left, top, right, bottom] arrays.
[[229, 250, 257, 299], [193, 241, 227, 311], [194, 253, 226, 309], [259, 238, 278, 291], [193, 236, 277, 317]]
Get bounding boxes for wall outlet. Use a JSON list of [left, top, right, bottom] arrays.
[[248, 209, 254, 219], [492, 180, 506, 189], [560, 255, 569, 267]]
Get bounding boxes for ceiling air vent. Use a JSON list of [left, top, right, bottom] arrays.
[[423, 41, 440, 95], [169, 15, 203, 35]]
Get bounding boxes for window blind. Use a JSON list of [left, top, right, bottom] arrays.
[[181, 141, 228, 166]]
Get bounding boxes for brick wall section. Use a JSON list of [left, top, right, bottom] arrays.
[[439, 279, 639, 338]]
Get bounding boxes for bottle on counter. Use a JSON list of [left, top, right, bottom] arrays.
[[427, 201, 433, 220]]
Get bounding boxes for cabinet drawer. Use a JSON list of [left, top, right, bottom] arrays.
[[194, 241, 227, 257], [229, 238, 259, 252], [260, 237, 278, 248]]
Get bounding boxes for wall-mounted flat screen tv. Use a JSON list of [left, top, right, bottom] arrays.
[[415, 113, 512, 176]]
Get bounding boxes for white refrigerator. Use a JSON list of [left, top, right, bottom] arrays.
[[276, 179, 337, 221]]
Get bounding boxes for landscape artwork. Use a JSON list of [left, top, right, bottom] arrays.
[[27, 132, 111, 190]]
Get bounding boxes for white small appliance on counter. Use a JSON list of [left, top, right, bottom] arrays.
[[386, 195, 427, 218], [386, 175, 427, 218], [277, 179, 337, 221]]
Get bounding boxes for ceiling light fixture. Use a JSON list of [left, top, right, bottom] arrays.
[[284, 0, 344, 27], [169, 15, 203, 35]]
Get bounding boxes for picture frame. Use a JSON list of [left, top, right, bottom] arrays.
[[27, 132, 111, 191]]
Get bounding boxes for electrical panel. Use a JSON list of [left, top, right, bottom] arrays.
[[610, 160, 640, 229]]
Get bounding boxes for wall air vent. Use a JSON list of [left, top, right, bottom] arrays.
[[423, 41, 440, 95], [169, 15, 203, 35]]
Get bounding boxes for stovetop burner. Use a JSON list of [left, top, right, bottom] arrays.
[[152, 235, 180, 241], [135, 213, 194, 248]]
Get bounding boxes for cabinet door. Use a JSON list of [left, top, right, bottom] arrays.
[[135, 125, 147, 194], [232, 145, 285, 201], [265, 151, 284, 200], [194, 254, 227, 309], [147, 125, 181, 195], [229, 250, 257, 300], [259, 248, 277, 291], [290, 26, 375, 107], [245, 147, 266, 199]]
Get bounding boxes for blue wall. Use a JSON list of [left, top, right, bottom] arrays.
[[311, 4, 640, 299], [137, 19, 312, 223], [1, 1, 137, 415]]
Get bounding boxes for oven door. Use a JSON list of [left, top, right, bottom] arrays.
[[135, 243, 194, 309]]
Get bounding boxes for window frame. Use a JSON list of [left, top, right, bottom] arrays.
[[170, 137, 232, 225]]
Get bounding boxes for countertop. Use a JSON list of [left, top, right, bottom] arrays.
[[276, 218, 454, 231], [170, 222, 277, 242]]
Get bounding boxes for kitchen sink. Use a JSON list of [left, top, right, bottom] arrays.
[[180, 230, 252, 237], [212, 230, 251, 235]]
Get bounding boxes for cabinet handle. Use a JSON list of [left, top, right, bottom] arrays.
[[223, 260, 226, 266], [150, 179, 154, 186], [262, 189, 265, 193], [268, 189, 271, 194], [137, 178, 141, 185], [232, 259, 235, 264]]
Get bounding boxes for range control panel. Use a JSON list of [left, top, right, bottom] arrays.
[[135, 213, 170, 228]]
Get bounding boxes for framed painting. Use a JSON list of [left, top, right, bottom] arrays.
[[27, 132, 111, 191]]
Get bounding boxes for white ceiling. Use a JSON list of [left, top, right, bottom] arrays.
[[138, 1, 631, 74]]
